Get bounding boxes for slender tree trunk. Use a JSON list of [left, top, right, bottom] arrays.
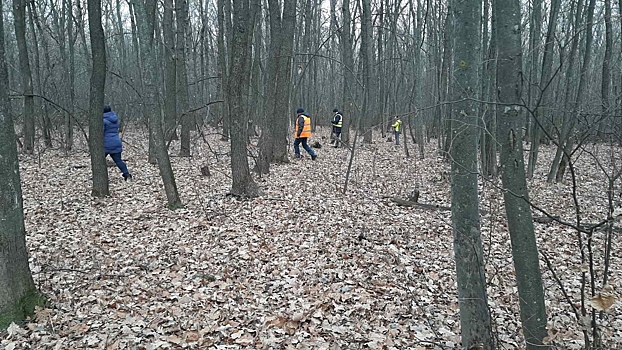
[[600, 0, 612, 131], [526, 0, 560, 178], [13, 0, 35, 154], [87, 0, 110, 197], [217, 0, 230, 140], [177, 0, 191, 156], [133, 0, 182, 208], [360, 0, 373, 143], [449, 0, 493, 347], [163, 0, 177, 142], [27, 0, 52, 149], [340, 0, 354, 146], [556, 0, 596, 182], [0, 0, 40, 326], [525, 0, 541, 142], [547, 0, 582, 183], [495, 0, 549, 347], [440, 9, 453, 158]]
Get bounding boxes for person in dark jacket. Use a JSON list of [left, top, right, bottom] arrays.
[[330, 108, 342, 148], [103, 105, 132, 180]]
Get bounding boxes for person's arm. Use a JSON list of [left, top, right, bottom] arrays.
[[296, 116, 304, 137]]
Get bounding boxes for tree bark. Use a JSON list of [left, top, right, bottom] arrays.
[[360, 0, 373, 143], [228, 0, 259, 197], [526, 0, 560, 178], [257, 0, 296, 174], [495, 0, 549, 347], [217, 0, 230, 140], [339, 0, 354, 147], [12, 0, 35, 154], [177, 0, 191, 156], [0, 0, 40, 326], [449, 0, 493, 347], [87, 0, 110, 197], [133, 0, 183, 208], [163, 0, 177, 142]]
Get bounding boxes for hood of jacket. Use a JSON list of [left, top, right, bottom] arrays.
[[104, 111, 119, 124]]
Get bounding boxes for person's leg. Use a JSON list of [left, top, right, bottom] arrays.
[[335, 129, 341, 147], [293, 138, 302, 157], [395, 132, 400, 145], [110, 153, 130, 177], [301, 138, 316, 158]]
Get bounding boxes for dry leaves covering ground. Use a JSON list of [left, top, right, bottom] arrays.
[[2, 127, 621, 350]]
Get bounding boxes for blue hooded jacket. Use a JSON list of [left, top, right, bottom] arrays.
[[103, 111, 123, 154]]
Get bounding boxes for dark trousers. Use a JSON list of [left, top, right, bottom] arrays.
[[107, 153, 129, 175], [331, 127, 342, 146], [294, 138, 316, 156]]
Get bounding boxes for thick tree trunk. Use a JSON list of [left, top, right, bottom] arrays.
[[87, 0, 110, 197], [0, 0, 40, 327], [449, 0, 493, 347], [495, 0, 549, 347], [229, 0, 259, 197], [256, 0, 296, 174]]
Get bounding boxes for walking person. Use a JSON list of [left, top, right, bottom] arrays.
[[293, 108, 317, 160], [392, 115, 403, 146], [103, 105, 132, 180], [330, 108, 343, 148]]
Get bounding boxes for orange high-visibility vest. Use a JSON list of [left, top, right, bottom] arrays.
[[294, 115, 312, 138]]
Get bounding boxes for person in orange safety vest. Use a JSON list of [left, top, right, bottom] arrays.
[[293, 108, 317, 160]]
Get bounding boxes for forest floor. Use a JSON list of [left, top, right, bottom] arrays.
[[2, 127, 621, 349]]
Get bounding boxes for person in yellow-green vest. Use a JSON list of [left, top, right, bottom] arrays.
[[293, 108, 317, 160], [392, 116, 403, 146], [330, 108, 343, 148]]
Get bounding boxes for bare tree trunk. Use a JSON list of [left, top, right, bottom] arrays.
[[61, 0, 76, 151], [440, 9, 453, 158], [340, 0, 354, 147], [26, 0, 51, 148], [547, 0, 583, 183], [163, 0, 177, 142], [600, 0, 612, 132], [133, 0, 182, 208], [0, 0, 40, 326], [13, 0, 35, 154], [177, 0, 191, 156], [257, 0, 296, 174], [556, 0, 596, 182], [360, 0, 373, 143], [526, 0, 560, 178], [449, 0, 493, 347], [495, 0, 549, 347], [229, 0, 259, 197], [217, 0, 230, 140], [87, 0, 110, 197], [525, 0, 541, 143]]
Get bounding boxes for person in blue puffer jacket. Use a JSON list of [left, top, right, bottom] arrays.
[[103, 105, 132, 181]]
